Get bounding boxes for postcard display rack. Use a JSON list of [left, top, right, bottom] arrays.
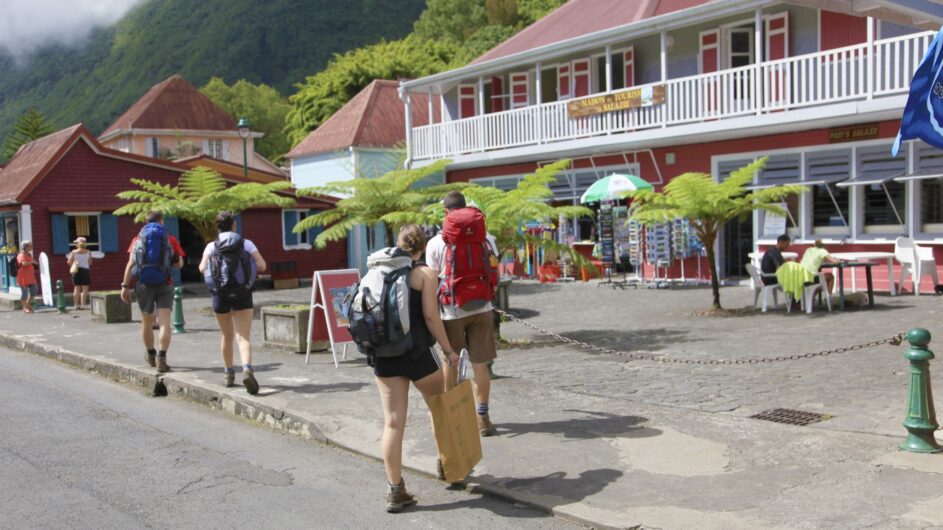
[[645, 222, 672, 281], [671, 218, 706, 283]]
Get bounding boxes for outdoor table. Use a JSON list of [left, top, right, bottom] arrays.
[[829, 251, 896, 296], [819, 261, 874, 310]]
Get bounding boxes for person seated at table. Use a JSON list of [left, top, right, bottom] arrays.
[[800, 239, 839, 292], [760, 234, 791, 285]]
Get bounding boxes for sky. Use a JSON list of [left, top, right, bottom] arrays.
[[0, 0, 145, 60]]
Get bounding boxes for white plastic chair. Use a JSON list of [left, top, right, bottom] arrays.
[[895, 237, 939, 296], [746, 263, 782, 312], [785, 273, 832, 314]]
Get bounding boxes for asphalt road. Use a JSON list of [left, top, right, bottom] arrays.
[[0, 346, 573, 529]]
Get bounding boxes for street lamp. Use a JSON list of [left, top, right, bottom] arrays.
[[237, 117, 251, 177]]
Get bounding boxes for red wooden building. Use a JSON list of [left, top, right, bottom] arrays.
[[0, 125, 344, 295]]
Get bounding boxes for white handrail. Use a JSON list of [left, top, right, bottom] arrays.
[[410, 30, 935, 161]]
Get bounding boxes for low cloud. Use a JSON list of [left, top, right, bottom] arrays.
[[0, 0, 145, 60]]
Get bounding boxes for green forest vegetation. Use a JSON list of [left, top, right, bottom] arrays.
[[0, 0, 425, 162], [1, 0, 566, 164]]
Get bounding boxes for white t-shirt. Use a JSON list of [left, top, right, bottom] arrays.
[[425, 233, 497, 320], [202, 232, 259, 258]]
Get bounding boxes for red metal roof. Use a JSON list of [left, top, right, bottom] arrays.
[[472, 0, 712, 65], [288, 80, 437, 159], [0, 124, 186, 204], [102, 75, 238, 135]]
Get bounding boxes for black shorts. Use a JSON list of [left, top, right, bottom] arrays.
[[72, 268, 91, 286], [372, 346, 442, 381], [212, 292, 253, 314]]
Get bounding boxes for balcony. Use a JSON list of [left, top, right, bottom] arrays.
[[410, 31, 934, 162]]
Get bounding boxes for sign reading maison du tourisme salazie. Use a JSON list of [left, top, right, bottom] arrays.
[[567, 84, 666, 119]]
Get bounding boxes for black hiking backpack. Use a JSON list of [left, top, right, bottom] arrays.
[[205, 233, 257, 301]]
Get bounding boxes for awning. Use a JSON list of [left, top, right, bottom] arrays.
[[894, 171, 943, 182], [837, 172, 905, 187], [745, 178, 847, 190]]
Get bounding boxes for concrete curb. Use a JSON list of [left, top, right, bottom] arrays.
[[0, 332, 621, 530]]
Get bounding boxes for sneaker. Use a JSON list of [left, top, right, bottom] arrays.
[[156, 356, 170, 373], [224, 372, 235, 388], [385, 479, 417, 513], [243, 370, 259, 395], [436, 458, 446, 481], [477, 414, 495, 437], [145, 352, 156, 368]]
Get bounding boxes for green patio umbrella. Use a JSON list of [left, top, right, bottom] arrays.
[[579, 173, 653, 204]]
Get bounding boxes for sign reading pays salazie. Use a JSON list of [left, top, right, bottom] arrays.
[[567, 85, 666, 118]]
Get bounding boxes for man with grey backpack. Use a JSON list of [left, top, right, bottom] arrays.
[[199, 211, 266, 394]]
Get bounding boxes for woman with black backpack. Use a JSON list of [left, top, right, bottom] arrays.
[[199, 211, 266, 395], [374, 224, 459, 513]]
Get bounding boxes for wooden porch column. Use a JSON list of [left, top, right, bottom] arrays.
[[605, 45, 613, 92], [403, 93, 413, 167], [866, 16, 875, 100], [755, 8, 763, 115], [427, 88, 435, 124], [660, 31, 668, 127], [535, 62, 543, 144]]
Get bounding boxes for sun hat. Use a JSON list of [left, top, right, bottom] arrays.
[[73, 237, 87, 245]]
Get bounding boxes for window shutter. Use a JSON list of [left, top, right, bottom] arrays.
[[99, 214, 119, 253], [234, 213, 243, 235], [163, 216, 180, 239], [307, 210, 322, 246], [283, 210, 299, 247], [51, 214, 69, 255], [202, 140, 210, 156]]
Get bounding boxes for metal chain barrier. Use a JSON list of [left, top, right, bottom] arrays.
[[495, 309, 906, 365]]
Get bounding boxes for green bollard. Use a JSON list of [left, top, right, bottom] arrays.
[[901, 328, 941, 453], [172, 286, 186, 334], [56, 280, 66, 313]]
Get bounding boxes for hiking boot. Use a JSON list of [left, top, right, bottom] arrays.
[[385, 479, 416, 513], [145, 351, 156, 367], [224, 372, 235, 388], [478, 414, 495, 437], [436, 458, 446, 481], [243, 370, 259, 395], [156, 356, 170, 373]]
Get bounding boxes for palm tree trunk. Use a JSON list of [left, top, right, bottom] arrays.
[[702, 231, 721, 309]]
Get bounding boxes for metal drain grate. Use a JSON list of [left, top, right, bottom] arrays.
[[749, 408, 832, 426]]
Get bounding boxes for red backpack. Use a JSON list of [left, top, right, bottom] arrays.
[[439, 208, 498, 311]]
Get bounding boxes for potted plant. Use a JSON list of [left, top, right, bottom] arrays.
[[90, 290, 132, 323], [538, 248, 561, 283], [261, 304, 311, 353]]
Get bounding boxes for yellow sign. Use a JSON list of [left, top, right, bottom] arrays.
[[828, 123, 880, 143], [567, 85, 666, 118]]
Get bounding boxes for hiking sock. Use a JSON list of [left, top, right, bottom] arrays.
[[147, 348, 157, 357], [476, 403, 489, 416], [242, 364, 253, 372], [224, 367, 236, 375], [158, 350, 167, 358]]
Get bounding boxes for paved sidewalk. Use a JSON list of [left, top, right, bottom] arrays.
[[2, 284, 943, 529]]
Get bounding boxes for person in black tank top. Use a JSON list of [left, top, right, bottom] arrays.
[[374, 224, 459, 513]]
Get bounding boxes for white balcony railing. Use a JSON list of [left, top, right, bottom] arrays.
[[411, 31, 935, 161]]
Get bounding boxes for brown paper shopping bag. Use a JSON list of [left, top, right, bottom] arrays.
[[428, 377, 482, 483]]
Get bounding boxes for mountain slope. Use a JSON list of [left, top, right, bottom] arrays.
[[0, 0, 424, 157]]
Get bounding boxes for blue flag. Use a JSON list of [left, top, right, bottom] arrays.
[[894, 25, 943, 157]]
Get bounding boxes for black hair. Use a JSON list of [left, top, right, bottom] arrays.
[[777, 234, 791, 244], [145, 211, 163, 224], [216, 211, 235, 233], [443, 191, 466, 211]]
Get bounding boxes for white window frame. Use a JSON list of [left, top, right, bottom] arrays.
[[148, 137, 160, 158], [282, 209, 313, 251], [614, 46, 635, 89], [63, 211, 104, 258], [725, 26, 754, 69], [207, 139, 224, 159], [855, 143, 908, 236], [509, 72, 530, 109]]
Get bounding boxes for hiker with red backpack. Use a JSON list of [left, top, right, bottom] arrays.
[[120, 211, 185, 373], [425, 191, 499, 438], [199, 211, 266, 395]]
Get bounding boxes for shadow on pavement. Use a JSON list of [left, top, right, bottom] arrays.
[[562, 328, 699, 352], [476, 468, 624, 504], [509, 283, 562, 296], [264, 381, 370, 395], [497, 410, 661, 440]]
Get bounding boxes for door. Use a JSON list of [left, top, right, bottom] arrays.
[[699, 30, 720, 115], [510, 72, 529, 109], [572, 59, 591, 98], [622, 46, 635, 88], [557, 64, 571, 100], [491, 76, 504, 113], [723, 217, 753, 278], [459, 85, 476, 119], [765, 12, 790, 107], [727, 27, 753, 111]]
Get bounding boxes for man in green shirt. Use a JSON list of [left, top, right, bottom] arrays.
[[800, 240, 839, 292]]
